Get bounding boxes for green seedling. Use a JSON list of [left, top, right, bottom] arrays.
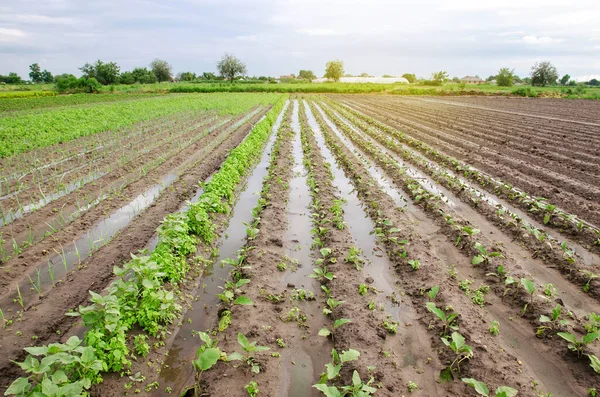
[[455, 225, 480, 246], [427, 286, 439, 301], [557, 331, 600, 357], [520, 278, 535, 315], [276, 338, 286, 348], [216, 278, 253, 306], [229, 333, 270, 374], [589, 355, 600, 375], [582, 270, 598, 293], [426, 302, 459, 335], [358, 284, 368, 296], [309, 266, 335, 282], [318, 348, 360, 383], [344, 246, 364, 270], [489, 321, 500, 336], [407, 381, 419, 393], [245, 381, 259, 397], [461, 378, 518, 397], [319, 319, 352, 340], [314, 370, 377, 397], [585, 313, 600, 333], [408, 259, 420, 271], [537, 304, 569, 337], [134, 335, 150, 358], [486, 265, 506, 279], [544, 283, 556, 297], [441, 332, 473, 374], [381, 318, 399, 334], [323, 297, 344, 315], [219, 310, 232, 332], [472, 242, 503, 266], [192, 332, 223, 397], [277, 262, 287, 271]]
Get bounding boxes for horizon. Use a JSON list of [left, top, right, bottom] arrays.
[[1, 0, 599, 82]]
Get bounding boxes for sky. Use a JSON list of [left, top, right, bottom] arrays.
[[1, 0, 599, 81]]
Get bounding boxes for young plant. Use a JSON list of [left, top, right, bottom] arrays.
[[134, 335, 150, 358], [520, 278, 535, 315], [536, 304, 569, 337], [408, 259, 420, 271], [461, 378, 518, 397], [358, 284, 368, 296], [192, 332, 223, 397], [426, 302, 459, 335], [441, 332, 473, 374], [319, 319, 352, 340], [489, 321, 500, 336], [344, 246, 364, 270], [556, 331, 600, 357], [472, 242, 503, 266], [228, 333, 270, 374], [381, 317, 399, 334], [245, 381, 259, 397], [407, 381, 419, 393], [318, 348, 360, 383], [427, 286, 439, 301], [582, 270, 598, 293]]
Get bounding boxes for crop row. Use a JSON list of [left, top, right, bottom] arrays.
[[323, 98, 600, 298], [0, 93, 280, 158], [2, 96, 287, 395], [313, 98, 600, 393], [332, 97, 600, 252]]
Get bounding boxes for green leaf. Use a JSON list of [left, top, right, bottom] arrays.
[[589, 354, 600, 374], [196, 348, 221, 371], [318, 328, 331, 337], [452, 332, 466, 349], [41, 378, 59, 396], [472, 255, 484, 265], [237, 333, 250, 349], [233, 296, 253, 305], [583, 332, 600, 345], [23, 346, 48, 356], [52, 370, 69, 385], [539, 315, 551, 323], [426, 302, 445, 321], [236, 279, 251, 288], [557, 332, 577, 344], [520, 278, 535, 294], [352, 370, 361, 387], [339, 349, 360, 363], [313, 384, 341, 397], [461, 378, 489, 396], [495, 386, 518, 397], [5, 378, 30, 395], [325, 363, 341, 380], [227, 352, 243, 361], [333, 318, 351, 329]]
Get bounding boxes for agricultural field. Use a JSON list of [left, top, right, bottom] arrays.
[[0, 93, 599, 397]]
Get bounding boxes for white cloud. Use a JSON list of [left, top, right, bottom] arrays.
[[295, 28, 342, 36], [522, 35, 565, 44], [0, 28, 27, 42], [575, 74, 600, 82], [0, 14, 84, 25]]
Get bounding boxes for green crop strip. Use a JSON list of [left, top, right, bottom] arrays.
[[4, 95, 287, 396], [0, 93, 280, 158], [0, 93, 165, 113]]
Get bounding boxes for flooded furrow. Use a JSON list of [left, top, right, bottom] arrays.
[[312, 102, 409, 211], [156, 102, 287, 396], [305, 100, 441, 389], [279, 100, 330, 397]]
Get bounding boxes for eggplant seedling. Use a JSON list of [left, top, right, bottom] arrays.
[[426, 302, 459, 335], [557, 331, 600, 357], [441, 332, 473, 374], [427, 286, 440, 301], [537, 304, 569, 337], [228, 333, 270, 374], [489, 321, 500, 336], [192, 332, 223, 397], [472, 242, 503, 266], [582, 270, 598, 293], [461, 378, 517, 397], [520, 278, 536, 315], [319, 318, 352, 340], [245, 381, 259, 397]]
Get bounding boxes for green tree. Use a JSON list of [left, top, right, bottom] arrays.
[[359, 72, 370, 77], [202, 72, 218, 80], [432, 70, 449, 82], [298, 70, 316, 81], [531, 61, 558, 87], [402, 73, 416, 83], [178, 72, 196, 81], [496, 67, 514, 87], [79, 60, 120, 85], [324, 60, 344, 82], [560, 74, 571, 86], [131, 67, 157, 84], [0, 73, 23, 84], [29, 63, 42, 83], [119, 71, 135, 85], [486, 75, 496, 82], [587, 78, 599, 86], [150, 59, 173, 82], [41, 70, 53, 83], [217, 54, 247, 82]]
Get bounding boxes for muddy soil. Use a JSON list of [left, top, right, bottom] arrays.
[[0, 106, 270, 389]]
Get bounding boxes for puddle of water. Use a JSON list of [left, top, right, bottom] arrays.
[[312, 102, 408, 209], [0, 172, 179, 309], [282, 100, 318, 292], [322, 102, 458, 209], [156, 102, 288, 396]]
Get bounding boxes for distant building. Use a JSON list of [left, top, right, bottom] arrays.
[[461, 76, 484, 84], [279, 74, 296, 80]]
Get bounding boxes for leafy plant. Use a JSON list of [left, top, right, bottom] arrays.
[[472, 242, 503, 265], [319, 319, 352, 340], [582, 270, 598, 293], [192, 332, 223, 397], [381, 318, 399, 334], [441, 332, 473, 374], [134, 335, 150, 358], [314, 369, 377, 397], [408, 259, 420, 271], [407, 381, 419, 393], [520, 278, 535, 315], [557, 331, 600, 357], [358, 284, 368, 296], [245, 381, 259, 397], [536, 304, 569, 337], [344, 246, 364, 270], [318, 348, 360, 383], [427, 286, 439, 301], [5, 336, 104, 396], [461, 378, 517, 397], [426, 302, 459, 335], [489, 321, 500, 336], [229, 333, 270, 374]]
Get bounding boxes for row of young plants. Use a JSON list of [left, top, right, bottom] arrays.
[[307, 100, 523, 395], [323, 98, 600, 299], [0, 93, 281, 158], [334, 97, 600, 251], [188, 101, 293, 396], [3, 96, 287, 396], [315, 100, 600, 390], [0, 114, 232, 265], [298, 100, 384, 396]]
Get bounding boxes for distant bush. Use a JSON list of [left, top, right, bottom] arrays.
[[56, 76, 101, 93], [512, 87, 537, 97], [421, 80, 443, 86]]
